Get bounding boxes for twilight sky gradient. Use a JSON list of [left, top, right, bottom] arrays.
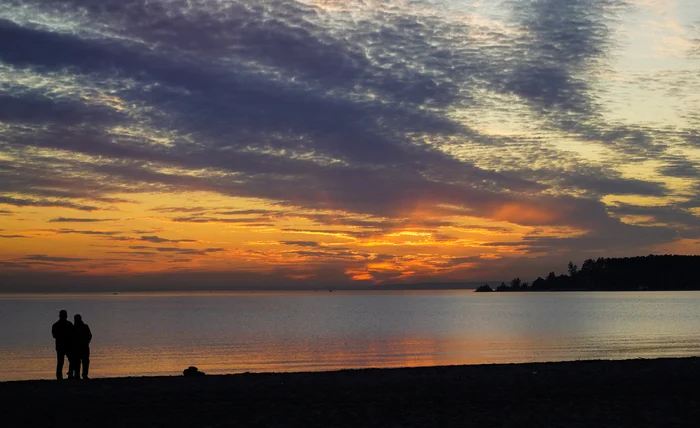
[[0, 0, 698, 290]]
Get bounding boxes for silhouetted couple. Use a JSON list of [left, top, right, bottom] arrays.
[[52, 310, 92, 380]]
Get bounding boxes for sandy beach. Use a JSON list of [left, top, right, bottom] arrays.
[[2, 357, 699, 427]]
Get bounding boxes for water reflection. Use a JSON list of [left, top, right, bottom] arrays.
[[1, 291, 700, 381]]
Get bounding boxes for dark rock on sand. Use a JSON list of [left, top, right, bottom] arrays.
[[183, 366, 206, 376]]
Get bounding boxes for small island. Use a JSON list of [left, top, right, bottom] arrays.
[[476, 254, 700, 292]]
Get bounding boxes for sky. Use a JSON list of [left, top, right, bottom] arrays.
[[0, 0, 699, 291]]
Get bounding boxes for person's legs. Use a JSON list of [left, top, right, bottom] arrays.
[[72, 353, 81, 379], [67, 352, 76, 379], [82, 348, 90, 379], [56, 349, 64, 380]]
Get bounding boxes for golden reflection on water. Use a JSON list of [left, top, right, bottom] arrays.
[[7, 336, 492, 380], [3, 291, 700, 381], [7, 330, 700, 381]]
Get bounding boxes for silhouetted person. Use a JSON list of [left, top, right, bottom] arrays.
[[51, 310, 74, 380], [72, 314, 92, 379], [72, 314, 92, 380]]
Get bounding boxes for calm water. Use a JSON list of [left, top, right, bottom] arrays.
[[1, 291, 699, 381]]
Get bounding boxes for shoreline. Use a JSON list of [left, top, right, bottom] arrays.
[[3, 357, 699, 427]]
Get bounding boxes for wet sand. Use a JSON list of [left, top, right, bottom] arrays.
[[2, 357, 699, 427]]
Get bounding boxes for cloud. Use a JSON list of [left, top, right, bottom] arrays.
[[608, 203, 700, 235], [280, 241, 322, 247], [504, 0, 623, 113], [0, 1, 537, 204], [139, 235, 197, 244], [216, 209, 282, 216], [111, 244, 224, 256], [107, 250, 156, 256], [0, 0, 697, 287], [0, 267, 355, 292], [689, 21, 700, 56], [49, 217, 115, 223], [0, 196, 99, 211], [149, 206, 212, 213], [280, 228, 373, 239], [153, 247, 226, 255], [0, 1, 656, 214], [169, 216, 273, 225], [23, 254, 90, 262], [659, 156, 700, 178], [52, 228, 121, 236]]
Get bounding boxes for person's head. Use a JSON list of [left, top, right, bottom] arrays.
[[74, 314, 82, 324], [59, 310, 67, 320]]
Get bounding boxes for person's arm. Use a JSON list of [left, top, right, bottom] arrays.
[[51, 323, 57, 339], [86, 325, 92, 344]]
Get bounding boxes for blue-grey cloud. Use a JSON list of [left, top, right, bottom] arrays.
[[660, 156, 700, 179], [0, 196, 99, 211], [504, 0, 622, 114], [0, 0, 697, 264]]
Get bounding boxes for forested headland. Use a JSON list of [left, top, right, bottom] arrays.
[[475, 255, 700, 292]]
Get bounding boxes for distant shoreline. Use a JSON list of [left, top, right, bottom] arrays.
[[477, 255, 700, 292], [477, 288, 700, 292], [2, 357, 699, 427], [5, 288, 700, 296]]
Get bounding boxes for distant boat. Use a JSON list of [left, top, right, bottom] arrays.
[[329, 289, 333, 292], [112, 292, 118, 295]]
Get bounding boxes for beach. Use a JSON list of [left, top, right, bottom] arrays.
[[2, 357, 698, 427]]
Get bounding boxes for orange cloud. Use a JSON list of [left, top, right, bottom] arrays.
[[491, 202, 561, 225]]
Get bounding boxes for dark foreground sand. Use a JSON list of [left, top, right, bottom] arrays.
[[2, 358, 699, 427]]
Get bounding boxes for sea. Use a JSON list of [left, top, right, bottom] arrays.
[[1, 290, 699, 382]]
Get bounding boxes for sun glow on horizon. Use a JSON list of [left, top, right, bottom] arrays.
[[1, 0, 698, 289]]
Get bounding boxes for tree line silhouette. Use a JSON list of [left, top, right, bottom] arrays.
[[475, 255, 700, 292]]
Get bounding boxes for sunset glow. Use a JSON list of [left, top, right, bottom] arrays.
[[0, 0, 698, 290]]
